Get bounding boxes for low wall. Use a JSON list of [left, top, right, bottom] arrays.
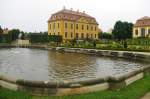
[[0, 45, 150, 96]]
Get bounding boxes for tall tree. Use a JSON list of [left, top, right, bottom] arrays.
[[0, 26, 3, 42], [112, 21, 133, 40], [8, 29, 20, 41], [0, 26, 3, 34]]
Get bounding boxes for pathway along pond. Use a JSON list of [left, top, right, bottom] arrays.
[[0, 48, 149, 82]]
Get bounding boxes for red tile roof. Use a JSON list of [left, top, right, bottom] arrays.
[[134, 16, 150, 27], [48, 8, 98, 24]]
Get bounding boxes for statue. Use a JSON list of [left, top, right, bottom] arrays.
[[18, 32, 25, 40]]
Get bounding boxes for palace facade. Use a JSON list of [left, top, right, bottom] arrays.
[[48, 7, 100, 41], [133, 16, 150, 38]]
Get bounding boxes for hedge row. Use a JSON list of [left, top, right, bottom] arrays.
[[28, 33, 62, 43]]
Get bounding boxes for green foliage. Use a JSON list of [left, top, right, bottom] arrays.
[[8, 29, 20, 41], [127, 38, 150, 45], [0, 26, 3, 34], [0, 26, 3, 43], [48, 35, 62, 43], [28, 33, 62, 43], [28, 33, 49, 43], [112, 21, 133, 40], [100, 32, 112, 39], [1, 34, 11, 43]]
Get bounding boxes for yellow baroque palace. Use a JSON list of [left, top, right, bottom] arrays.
[[48, 7, 101, 41], [133, 16, 150, 38]]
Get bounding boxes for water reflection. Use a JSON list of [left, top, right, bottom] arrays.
[[47, 51, 97, 81], [0, 48, 149, 81]]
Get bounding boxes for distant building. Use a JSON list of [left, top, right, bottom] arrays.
[[133, 16, 150, 38], [48, 7, 100, 41], [3, 28, 9, 34]]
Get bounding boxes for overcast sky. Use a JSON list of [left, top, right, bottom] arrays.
[[0, 0, 150, 32]]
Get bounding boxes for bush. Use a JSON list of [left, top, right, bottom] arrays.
[[28, 33, 62, 43]]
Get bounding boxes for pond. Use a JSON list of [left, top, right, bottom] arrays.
[[0, 48, 149, 82]]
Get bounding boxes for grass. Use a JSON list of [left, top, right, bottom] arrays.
[[1, 73, 150, 99]]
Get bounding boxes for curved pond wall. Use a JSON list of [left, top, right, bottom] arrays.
[[0, 45, 150, 96]]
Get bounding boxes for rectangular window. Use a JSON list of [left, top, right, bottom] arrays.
[[58, 23, 59, 28], [95, 26, 97, 31], [81, 33, 84, 38], [135, 30, 138, 35], [141, 28, 145, 37], [71, 24, 73, 29], [54, 33, 55, 35], [87, 25, 89, 30], [50, 24, 51, 29], [91, 34, 93, 38], [148, 29, 150, 34], [65, 32, 67, 38], [82, 25, 84, 30], [53, 23, 55, 29], [58, 32, 60, 35], [71, 32, 73, 38], [76, 24, 78, 29], [95, 34, 97, 38], [49, 33, 51, 35], [76, 33, 79, 39], [65, 23, 67, 28], [86, 33, 89, 38], [91, 26, 93, 31]]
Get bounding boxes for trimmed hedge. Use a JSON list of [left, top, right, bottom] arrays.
[[28, 33, 62, 43]]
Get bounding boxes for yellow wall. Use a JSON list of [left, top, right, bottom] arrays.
[[48, 17, 100, 41], [133, 26, 150, 38]]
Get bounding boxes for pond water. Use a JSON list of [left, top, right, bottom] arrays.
[[0, 48, 149, 82]]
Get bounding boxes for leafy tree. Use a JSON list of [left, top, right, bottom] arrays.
[[0, 26, 3, 34], [100, 32, 112, 39], [112, 21, 133, 40], [0, 26, 3, 42], [8, 29, 20, 41]]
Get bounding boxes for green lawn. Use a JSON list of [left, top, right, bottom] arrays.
[[0, 73, 150, 99]]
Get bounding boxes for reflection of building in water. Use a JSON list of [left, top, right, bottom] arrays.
[[47, 51, 97, 81]]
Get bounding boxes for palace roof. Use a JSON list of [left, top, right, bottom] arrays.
[[48, 8, 98, 24], [134, 16, 150, 27]]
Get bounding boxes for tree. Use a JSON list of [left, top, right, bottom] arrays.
[[0, 26, 3, 43], [112, 21, 133, 40], [100, 32, 112, 39], [8, 29, 20, 41], [0, 26, 3, 34]]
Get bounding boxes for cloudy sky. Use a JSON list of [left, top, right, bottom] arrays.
[[0, 0, 150, 32]]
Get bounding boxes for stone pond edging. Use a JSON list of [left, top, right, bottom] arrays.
[[0, 44, 150, 96]]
